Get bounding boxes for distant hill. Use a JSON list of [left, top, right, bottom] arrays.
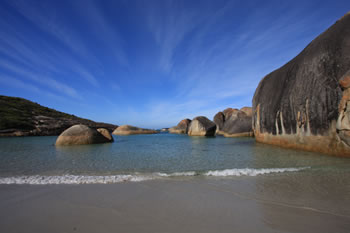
[[0, 95, 117, 136]]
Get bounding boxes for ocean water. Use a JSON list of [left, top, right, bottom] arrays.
[[0, 133, 349, 184]]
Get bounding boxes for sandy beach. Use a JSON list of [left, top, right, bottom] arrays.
[[1, 173, 349, 233]]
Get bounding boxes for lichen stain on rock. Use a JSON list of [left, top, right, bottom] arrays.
[[254, 97, 350, 157], [337, 73, 350, 147]]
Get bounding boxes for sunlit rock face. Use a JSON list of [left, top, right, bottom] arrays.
[[252, 12, 350, 157], [337, 72, 350, 147], [112, 125, 158, 135], [169, 119, 191, 134], [214, 107, 253, 137], [97, 128, 114, 142], [188, 116, 216, 136]]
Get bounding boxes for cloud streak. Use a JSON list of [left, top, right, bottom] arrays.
[[0, 60, 81, 99], [70, 0, 129, 68], [145, 0, 202, 73], [6, 0, 102, 87], [0, 75, 67, 102]]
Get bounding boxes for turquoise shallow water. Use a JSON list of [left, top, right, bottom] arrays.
[[0, 133, 349, 184]]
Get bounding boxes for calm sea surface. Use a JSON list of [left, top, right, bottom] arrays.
[[0, 133, 349, 184]]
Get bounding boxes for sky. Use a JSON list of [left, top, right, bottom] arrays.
[[0, 0, 349, 129]]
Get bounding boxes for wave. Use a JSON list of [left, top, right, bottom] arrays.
[[0, 167, 309, 185], [205, 167, 308, 176]]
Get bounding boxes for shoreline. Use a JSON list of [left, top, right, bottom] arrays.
[[1, 175, 349, 233], [0, 167, 309, 185]]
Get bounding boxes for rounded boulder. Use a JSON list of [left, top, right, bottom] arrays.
[[56, 124, 112, 146]]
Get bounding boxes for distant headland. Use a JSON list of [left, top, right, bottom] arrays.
[[0, 95, 117, 137]]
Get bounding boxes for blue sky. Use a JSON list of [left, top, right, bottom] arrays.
[[0, 0, 349, 128]]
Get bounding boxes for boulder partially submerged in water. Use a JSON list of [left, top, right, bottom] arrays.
[[252, 12, 350, 157], [112, 125, 158, 135], [188, 116, 216, 136], [169, 119, 191, 134], [55, 125, 113, 146], [214, 107, 253, 137]]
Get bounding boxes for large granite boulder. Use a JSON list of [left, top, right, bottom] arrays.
[[55, 124, 112, 146], [112, 125, 158, 135], [252, 12, 350, 157], [188, 116, 216, 136], [214, 107, 253, 137], [169, 119, 191, 134]]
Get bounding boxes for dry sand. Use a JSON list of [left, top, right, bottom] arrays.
[[0, 175, 349, 233]]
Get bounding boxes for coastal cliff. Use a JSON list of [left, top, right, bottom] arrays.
[[252, 12, 350, 157], [0, 95, 117, 137]]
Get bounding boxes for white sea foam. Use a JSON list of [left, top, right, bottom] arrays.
[[204, 167, 309, 177], [156, 171, 197, 177], [0, 167, 308, 185], [0, 175, 153, 185]]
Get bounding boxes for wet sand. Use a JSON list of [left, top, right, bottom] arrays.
[[0, 174, 350, 233]]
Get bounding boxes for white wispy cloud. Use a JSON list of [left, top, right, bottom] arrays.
[[10, 0, 95, 62], [70, 0, 129, 67], [0, 75, 67, 102], [145, 0, 202, 73], [170, 3, 327, 102], [0, 60, 81, 99], [0, 6, 100, 88], [0, 21, 60, 73], [7, 0, 102, 87], [134, 1, 333, 127], [69, 64, 99, 88]]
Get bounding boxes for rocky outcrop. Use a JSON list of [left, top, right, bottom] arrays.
[[169, 119, 191, 134], [55, 125, 113, 146], [214, 107, 253, 137], [213, 112, 225, 131], [0, 95, 117, 137], [112, 125, 158, 135], [252, 12, 350, 157], [188, 116, 216, 136], [97, 128, 114, 142]]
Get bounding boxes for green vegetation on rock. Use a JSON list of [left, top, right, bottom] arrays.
[[0, 95, 83, 130], [0, 95, 117, 136]]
